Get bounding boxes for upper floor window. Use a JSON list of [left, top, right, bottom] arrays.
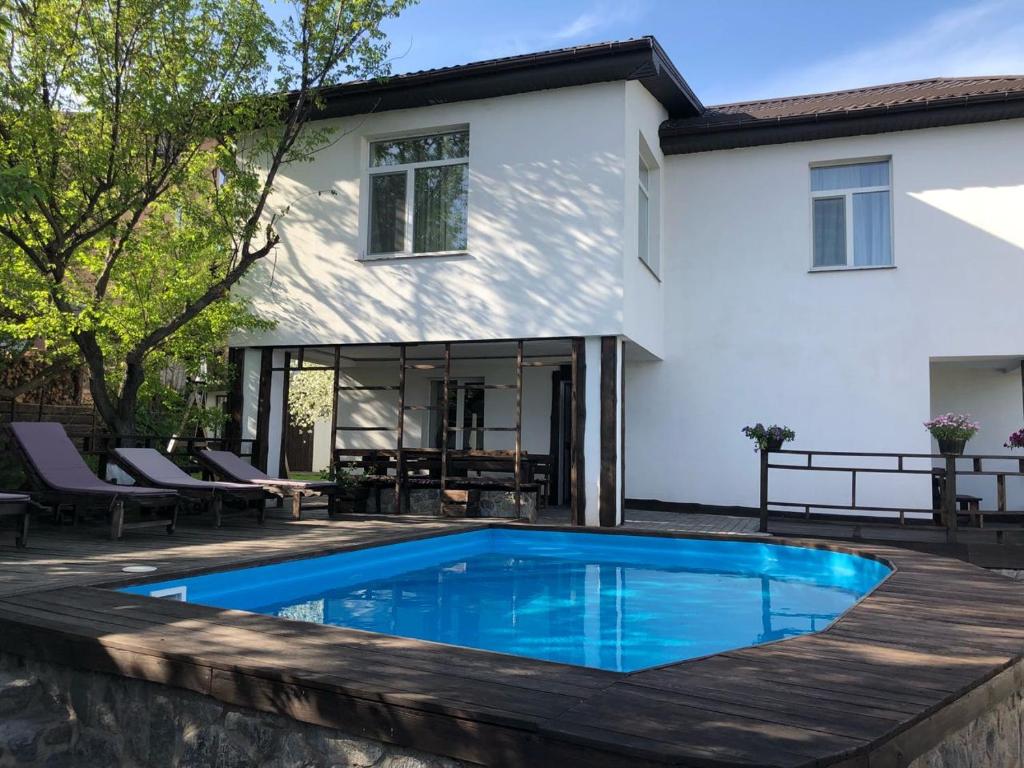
[[366, 129, 469, 257], [638, 139, 660, 277], [811, 159, 892, 269]]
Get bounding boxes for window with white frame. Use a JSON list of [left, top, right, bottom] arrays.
[[637, 148, 659, 275], [366, 129, 469, 257], [811, 159, 892, 269]]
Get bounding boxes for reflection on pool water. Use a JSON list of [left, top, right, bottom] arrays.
[[119, 529, 891, 672]]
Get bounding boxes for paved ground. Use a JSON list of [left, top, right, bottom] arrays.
[[535, 506, 760, 534]]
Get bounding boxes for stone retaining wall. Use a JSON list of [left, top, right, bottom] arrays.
[[0, 652, 470, 768], [908, 685, 1024, 768]]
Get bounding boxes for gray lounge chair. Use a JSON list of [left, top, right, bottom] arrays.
[[0, 492, 31, 547], [113, 448, 266, 527], [9, 422, 179, 540], [196, 449, 340, 519]]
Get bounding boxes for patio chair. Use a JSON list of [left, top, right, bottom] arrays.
[[195, 449, 341, 520], [0, 492, 31, 547], [112, 448, 266, 527], [8, 422, 179, 540]]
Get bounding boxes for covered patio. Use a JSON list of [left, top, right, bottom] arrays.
[[222, 336, 627, 526]]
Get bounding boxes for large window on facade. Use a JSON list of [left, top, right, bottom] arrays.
[[811, 159, 892, 269], [366, 129, 469, 257]]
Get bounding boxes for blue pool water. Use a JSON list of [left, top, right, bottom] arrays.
[[119, 529, 891, 672]]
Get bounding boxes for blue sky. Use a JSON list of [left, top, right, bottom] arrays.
[[380, 0, 1024, 104]]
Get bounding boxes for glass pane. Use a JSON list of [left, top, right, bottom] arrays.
[[813, 197, 846, 267], [638, 158, 649, 189], [853, 190, 892, 266], [638, 186, 649, 265], [413, 164, 468, 253], [811, 161, 889, 192], [371, 131, 469, 167], [368, 172, 406, 254]]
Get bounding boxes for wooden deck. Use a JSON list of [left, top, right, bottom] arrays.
[[2, 507, 1024, 767]]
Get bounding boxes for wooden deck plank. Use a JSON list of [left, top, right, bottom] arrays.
[[1, 513, 1023, 767]]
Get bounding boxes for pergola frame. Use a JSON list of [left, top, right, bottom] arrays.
[[228, 336, 597, 524]]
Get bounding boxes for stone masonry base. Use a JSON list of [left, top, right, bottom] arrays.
[[0, 652, 470, 768]]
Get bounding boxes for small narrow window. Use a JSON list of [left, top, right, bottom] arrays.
[[366, 129, 469, 257], [811, 160, 892, 268], [638, 157, 651, 268]]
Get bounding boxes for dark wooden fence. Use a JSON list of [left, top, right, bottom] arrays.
[[759, 449, 1024, 543]]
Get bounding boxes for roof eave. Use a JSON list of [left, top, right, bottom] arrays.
[[660, 92, 1024, 154], [307, 38, 704, 122]]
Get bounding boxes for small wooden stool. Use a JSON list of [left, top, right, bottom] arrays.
[[0, 493, 31, 547]]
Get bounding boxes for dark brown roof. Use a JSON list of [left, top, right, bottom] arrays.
[[312, 37, 704, 120], [661, 76, 1024, 154]]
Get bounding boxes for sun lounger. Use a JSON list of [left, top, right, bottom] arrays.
[[9, 422, 179, 540], [0, 492, 31, 547], [196, 449, 340, 519], [113, 448, 266, 527]]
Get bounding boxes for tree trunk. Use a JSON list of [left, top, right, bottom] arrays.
[[77, 332, 142, 440]]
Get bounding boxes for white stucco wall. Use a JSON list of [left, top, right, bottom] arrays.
[[621, 82, 667, 358], [628, 118, 1024, 510], [233, 83, 633, 348]]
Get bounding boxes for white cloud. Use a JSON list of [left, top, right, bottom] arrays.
[[733, 0, 1024, 103], [469, 1, 650, 61]]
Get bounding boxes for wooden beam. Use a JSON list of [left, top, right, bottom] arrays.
[[515, 339, 524, 520], [570, 337, 585, 526], [254, 348, 273, 471], [395, 344, 406, 514], [277, 352, 292, 478], [441, 343, 451, 509], [620, 347, 626, 523], [330, 345, 341, 472], [599, 336, 618, 527], [223, 347, 244, 452]]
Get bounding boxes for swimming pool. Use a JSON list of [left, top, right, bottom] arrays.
[[119, 529, 891, 672]]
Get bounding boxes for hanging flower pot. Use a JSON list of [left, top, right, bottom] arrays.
[[742, 423, 795, 453], [937, 438, 967, 456], [924, 414, 979, 455]]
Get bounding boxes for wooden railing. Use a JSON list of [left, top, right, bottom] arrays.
[[759, 449, 1024, 543]]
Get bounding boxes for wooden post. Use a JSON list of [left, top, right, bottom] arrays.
[[944, 453, 958, 544], [997, 473, 1007, 513], [330, 345, 341, 475], [759, 448, 769, 533], [223, 347, 245, 452], [599, 336, 618, 527], [570, 337, 585, 526], [211, 494, 223, 528], [514, 340, 524, 520], [254, 348, 273, 471], [278, 351, 292, 478], [395, 344, 406, 515], [441, 343, 451, 512], [110, 499, 125, 540]]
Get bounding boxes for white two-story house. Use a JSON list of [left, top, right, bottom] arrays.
[[226, 36, 1024, 526]]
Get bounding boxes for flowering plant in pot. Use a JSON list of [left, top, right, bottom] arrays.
[[924, 413, 979, 455], [742, 423, 795, 452], [1005, 428, 1024, 450]]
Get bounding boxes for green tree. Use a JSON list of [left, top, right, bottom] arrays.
[[288, 367, 334, 429], [0, 0, 410, 434]]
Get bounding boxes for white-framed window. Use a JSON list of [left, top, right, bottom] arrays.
[[811, 158, 893, 269], [637, 138, 660, 276], [365, 129, 469, 258]]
